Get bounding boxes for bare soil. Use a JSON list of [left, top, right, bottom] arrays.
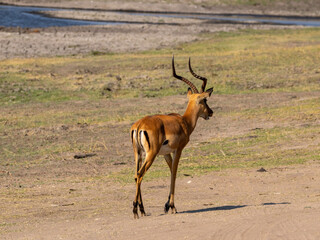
[[3, 163, 320, 240]]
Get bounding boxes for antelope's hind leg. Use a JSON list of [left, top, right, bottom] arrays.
[[133, 143, 143, 218], [133, 186, 146, 217], [133, 151, 157, 219], [138, 191, 146, 216]]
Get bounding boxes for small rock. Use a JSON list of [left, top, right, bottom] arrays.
[[58, 125, 69, 131], [74, 153, 97, 159], [257, 167, 267, 172]]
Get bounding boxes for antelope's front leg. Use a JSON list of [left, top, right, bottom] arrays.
[[164, 149, 182, 214]]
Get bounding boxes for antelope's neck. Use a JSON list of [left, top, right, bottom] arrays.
[[182, 103, 200, 135]]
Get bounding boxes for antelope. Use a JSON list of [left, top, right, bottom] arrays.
[[130, 56, 213, 219]]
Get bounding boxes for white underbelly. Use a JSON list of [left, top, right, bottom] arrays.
[[158, 145, 174, 155]]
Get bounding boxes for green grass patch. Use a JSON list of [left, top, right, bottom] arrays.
[[224, 97, 320, 122], [112, 124, 320, 184], [1, 28, 320, 106]]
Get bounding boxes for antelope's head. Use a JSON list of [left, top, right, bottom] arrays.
[[172, 56, 214, 120]]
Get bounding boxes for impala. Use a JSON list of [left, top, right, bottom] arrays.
[[130, 56, 213, 219]]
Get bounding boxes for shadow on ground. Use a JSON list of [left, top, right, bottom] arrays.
[[179, 205, 248, 214], [179, 202, 291, 214]]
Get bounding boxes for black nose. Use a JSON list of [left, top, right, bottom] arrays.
[[208, 108, 213, 117]]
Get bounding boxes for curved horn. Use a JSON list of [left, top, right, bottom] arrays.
[[172, 56, 199, 93], [189, 57, 207, 93]]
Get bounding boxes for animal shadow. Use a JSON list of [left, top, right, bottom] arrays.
[[179, 205, 247, 214], [179, 202, 291, 214]]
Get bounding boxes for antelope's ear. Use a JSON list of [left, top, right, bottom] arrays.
[[197, 92, 209, 103], [197, 87, 213, 102], [206, 87, 213, 97], [187, 87, 193, 98]]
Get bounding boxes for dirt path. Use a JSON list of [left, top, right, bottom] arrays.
[[2, 162, 320, 240]]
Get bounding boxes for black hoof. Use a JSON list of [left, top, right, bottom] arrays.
[[164, 202, 170, 213], [139, 203, 146, 216], [171, 206, 177, 214], [133, 201, 139, 219], [164, 202, 177, 214]]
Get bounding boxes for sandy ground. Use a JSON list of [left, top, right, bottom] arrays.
[[2, 162, 320, 239], [0, 17, 290, 60]]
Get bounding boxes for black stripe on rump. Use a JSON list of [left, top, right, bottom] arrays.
[[131, 130, 134, 143], [139, 130, 150, 150]]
